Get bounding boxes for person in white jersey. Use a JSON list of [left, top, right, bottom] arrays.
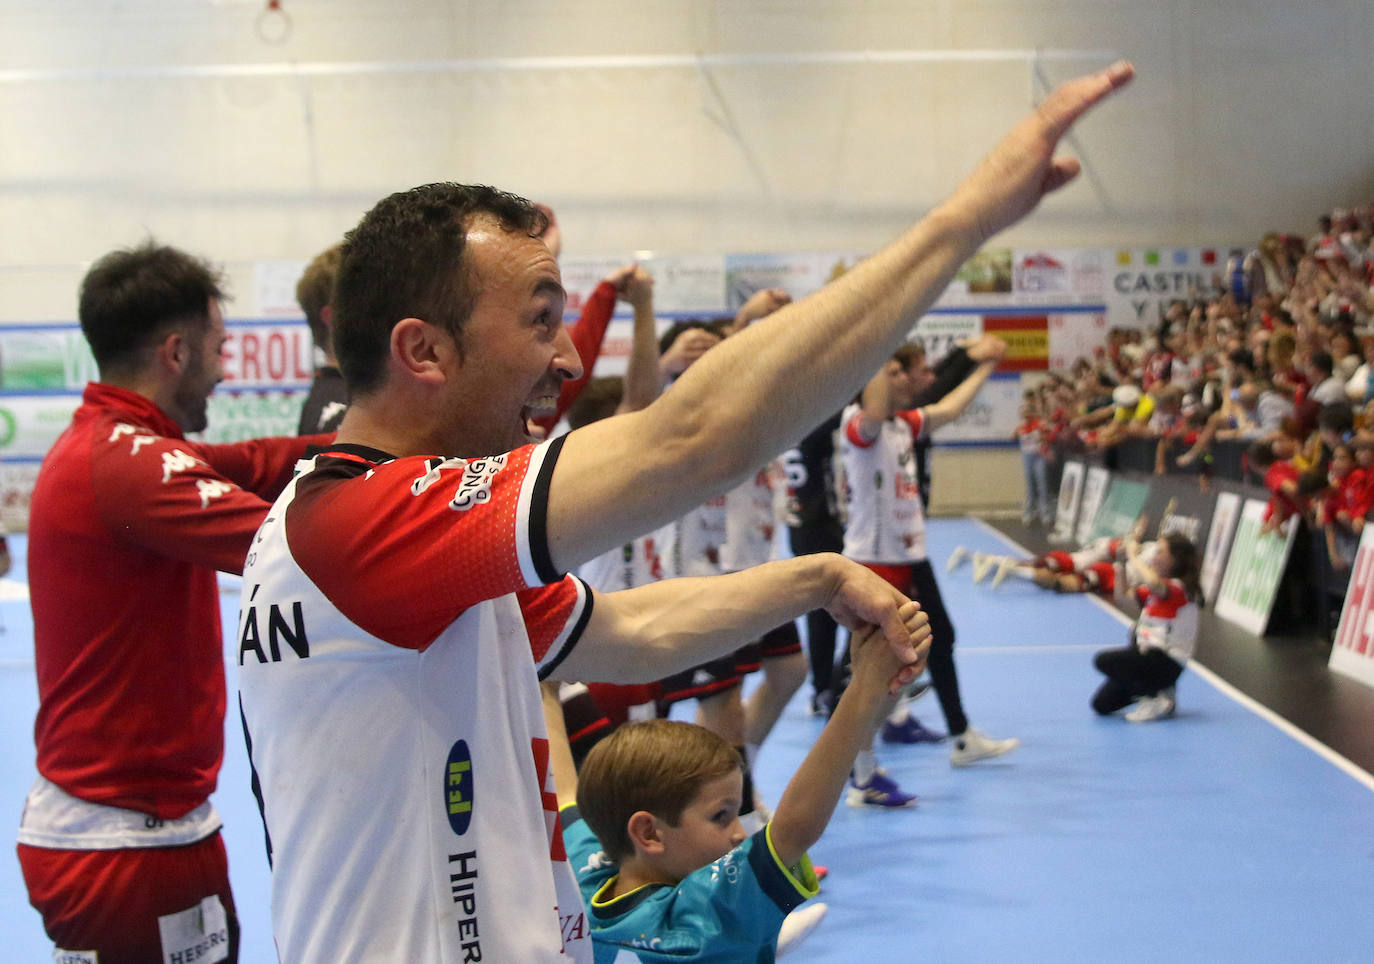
[[839, 338, 1021, 805], [235, 61, 1134, 963]]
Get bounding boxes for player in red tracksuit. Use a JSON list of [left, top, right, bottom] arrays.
[[17, 242, 328, 964]]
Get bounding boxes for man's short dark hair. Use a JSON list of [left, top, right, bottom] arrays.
[[892, 341, 926, 369], [296, 244, 343, 349], [332, 183, 547, 397], [656, 319, 729, 356], [78, 241, 224, 375]]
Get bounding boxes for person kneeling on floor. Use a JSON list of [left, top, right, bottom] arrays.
[[1090, 532, 1201, 723]]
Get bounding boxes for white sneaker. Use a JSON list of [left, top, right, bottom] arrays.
[[947, 545, 970, 573], [950, 726, 1020, 766], [990, 557, 1016, 589], [777, 901, 829, 957], [1125, 688, 1176, 723], [972, 553, 997, 584]]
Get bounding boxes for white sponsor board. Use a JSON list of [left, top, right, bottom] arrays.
[[930, 375, 1023, 444], [558, 256, 634, 318], [1214, 499, 1298, 635], [724, 251, 868, 308], [221, 321, 314, 388], [641, 254, 729, 315], [1052, 460, 1086, 543], [253, 260, 310, 318], [1047, 311, 1109, 371], [0, 394, 82, 459], [1074, 466, 1111, 546], [1330, 525, 1374, 691], [1104, 247, 1232, 331], [1200, 491, 1242, 606], [907, 314, 983, 363]]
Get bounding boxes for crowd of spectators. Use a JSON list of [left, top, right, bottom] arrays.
[[1016, 204, 1374, 579]]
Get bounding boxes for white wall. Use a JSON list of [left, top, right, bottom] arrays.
[[1, 0, 1372, 319]]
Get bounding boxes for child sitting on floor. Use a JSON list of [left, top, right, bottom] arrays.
[[544, 602, 929, 962], [1090, 531, 1202, 723]]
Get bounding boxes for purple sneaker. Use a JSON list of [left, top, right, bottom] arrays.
[[881, 716, 945, 744], [845, 770, 917, 809]]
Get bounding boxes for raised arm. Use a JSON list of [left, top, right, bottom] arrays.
[[553, 553, 927, 689], [613, 265, 663, 415], [540, 681, 580, 810], [920, 350, 1003, 430], [1124, 535, 1168, 597], [547, 62, 1135, 571], [768, 602, 929, 868], [853, 361, 898, 440]]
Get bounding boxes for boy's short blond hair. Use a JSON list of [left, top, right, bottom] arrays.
[[577, 719, 742, 862]]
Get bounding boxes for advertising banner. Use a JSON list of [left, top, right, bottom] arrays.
[[1330, 525, 1374, 691], [1104, 246, 1235, 331], [1139, 474, 1215, 548], [1047, 311, 1109, 371], [1051, 460, 1085, 543], [1214, 499, 1298, 635], [981, 316, 1049, 372], [221, 321, 314, 389], [1088, 478, 1150, 543], [641, 254, 730, 315], [725, 251, 869, 309], [1074, 466, 1111, 545], [0, 326, 98, 390], [1011, 248, 1108, 301], [199, 390, 306, 444], [930, 374, 1023, 444], [0, 394, 82, 459], [252, 260, 310, 317], [1200, 491, 1243, 606], [559, 256, 638, 318]]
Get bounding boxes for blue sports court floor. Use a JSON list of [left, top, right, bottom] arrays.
[[3, 518, 1373, 962]]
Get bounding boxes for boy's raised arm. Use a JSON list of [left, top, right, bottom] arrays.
[[540, 681, 580, 811], [767, 602, 931, 869]]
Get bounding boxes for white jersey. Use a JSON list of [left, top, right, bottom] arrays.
[[718, 463, 782, 573], [839, 403, 929, 563], [237, 440, 594, 963], [1135, 577, 1198, 662], [576, 524, 672, 593], [667, 493, 727, 578]]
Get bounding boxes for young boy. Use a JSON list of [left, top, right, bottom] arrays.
[[544, 601, 930, 962]]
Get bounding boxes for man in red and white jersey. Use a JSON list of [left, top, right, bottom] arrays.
[[235, 61, 1133, 963], [840, 338, 1021, 777], [17, 242, 329, 963]]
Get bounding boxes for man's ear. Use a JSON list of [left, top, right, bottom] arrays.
[[156, 330, 188, 375], [390, 317, 457, 384], [320, 303, 333, 333], [626, 811, 665, 856]]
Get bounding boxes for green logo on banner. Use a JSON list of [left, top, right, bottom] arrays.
[[0, 408, 16, 447]]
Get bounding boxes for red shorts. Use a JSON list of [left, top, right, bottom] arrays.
[[732, 622, 804, 674], [17, 832, 238, 964], [1082, 561, 1117, 595], [861, 562, 915, 594], [658, 621, 804, 705], [1043, 550, 1075, 573]]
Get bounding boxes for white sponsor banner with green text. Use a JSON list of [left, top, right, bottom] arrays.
[[1214, 499, 1297, 635]]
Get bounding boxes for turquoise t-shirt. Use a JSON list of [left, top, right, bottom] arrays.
[[562, 806, 821, 963]]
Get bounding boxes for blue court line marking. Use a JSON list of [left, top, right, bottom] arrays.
[[970, 515, 1374, 793]]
